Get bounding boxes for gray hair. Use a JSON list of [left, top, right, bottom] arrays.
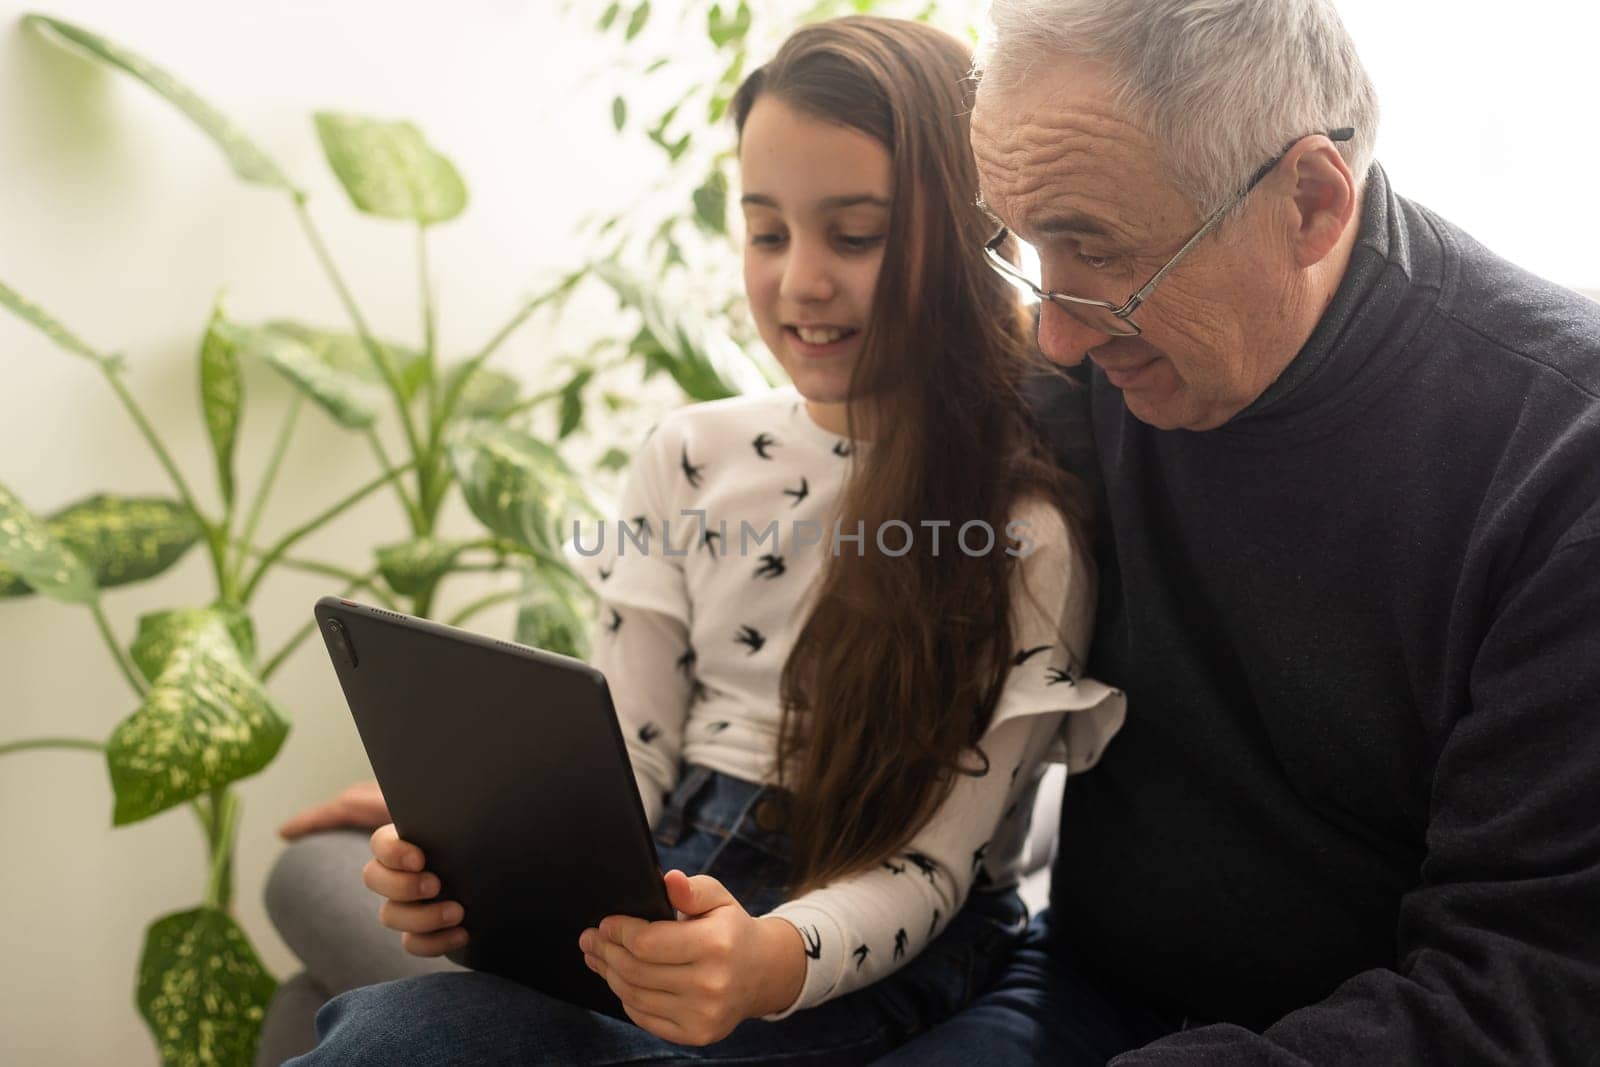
[[977, 0, 1379, 218]]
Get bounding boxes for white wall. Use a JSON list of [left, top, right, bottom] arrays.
[[1, 1, 1596, 1064]]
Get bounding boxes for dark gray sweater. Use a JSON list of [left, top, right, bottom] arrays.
[[1047, 164, 1600, 1064]]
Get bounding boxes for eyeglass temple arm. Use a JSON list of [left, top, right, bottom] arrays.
[[1119, 127, 1355, 315]]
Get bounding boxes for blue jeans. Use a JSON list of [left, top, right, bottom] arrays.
[[872, 909, 1189, 1065], [289, 767, 1028, 1065]]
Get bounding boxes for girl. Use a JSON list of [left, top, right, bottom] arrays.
[[291, 15, 1123, 1064]]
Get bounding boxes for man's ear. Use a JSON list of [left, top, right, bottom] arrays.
[[1278, 135, 1358, 268]]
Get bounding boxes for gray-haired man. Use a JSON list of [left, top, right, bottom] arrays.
[[881, 0, 1600, 1062]]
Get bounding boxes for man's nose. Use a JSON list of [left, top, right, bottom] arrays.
[[1037, 301, 1113, 366]]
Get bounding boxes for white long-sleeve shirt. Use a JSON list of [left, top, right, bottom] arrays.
[[569, 389, 1125, 1015]]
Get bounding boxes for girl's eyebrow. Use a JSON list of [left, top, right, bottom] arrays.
[[740, 193, 891, 209]]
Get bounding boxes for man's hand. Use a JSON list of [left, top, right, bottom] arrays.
[[278, 780, 390, 840], [579, 870, 806, 1046], [363, 823, 468, 957]]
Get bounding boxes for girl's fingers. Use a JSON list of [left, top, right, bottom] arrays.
[[377, 897, 464, 935], [401, 927, 469, 957], [582, 936, 685, 994], [361, 858, 441, 902], [369, 824, 425, 873]]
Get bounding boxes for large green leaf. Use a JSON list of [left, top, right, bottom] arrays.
[[199, 305, 242, 508], [110, 612, 286, 824], [706, 2, 752, 48], [24, 15, 297, 194], [375, 537, 468, 598], [137, 907, 275, 1067], [593, 261, 760, 402], [440, 363, 521, 420], [515, 567, 591, 660], [313, 112, 467, 226], [130, 605, 257, 684], [263, 320, 429, 400], [691, 170, 729, 236], [219, 323, 377, 428], [0, 495, 202, 599], [0, 481, 97, 604], [449, 422, 590, 556]]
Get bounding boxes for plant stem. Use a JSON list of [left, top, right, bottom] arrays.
[[240, 461, 416, 603], [417, 225, 438, 419], [89, 600, 147, 696], [445, 587, 524, 628], [290, 198, 426, 463], [0, 736, 103, 758], [202, 788, 240, 911], [366, 427, 423, 531], [233, 393, 305, 585], [102, 371, 207, 529]]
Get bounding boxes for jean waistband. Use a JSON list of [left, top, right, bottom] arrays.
[[654, 764, 792, 858]]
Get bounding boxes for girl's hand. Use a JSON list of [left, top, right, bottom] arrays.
[[362, 823, 468, 957], [579, 870, 806, 1046], [279, 779, 390, 839]]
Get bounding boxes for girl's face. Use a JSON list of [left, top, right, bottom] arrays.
[[738, 96, 893, 434]]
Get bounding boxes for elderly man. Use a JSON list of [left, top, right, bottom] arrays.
[[880, 0, 1600, 1063]]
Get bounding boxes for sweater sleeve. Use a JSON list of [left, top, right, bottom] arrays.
[[764, 501, 1127, 1016], [570, 425, 695, 830], [1112, 530, 1600, 1066]]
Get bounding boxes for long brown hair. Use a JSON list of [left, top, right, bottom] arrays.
[[732, 16, 1087, 893]]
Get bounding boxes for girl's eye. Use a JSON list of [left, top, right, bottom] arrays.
[[837, 234, 885, 252], [749, 232, 786, 248], [1077, 252, 1114, 270]]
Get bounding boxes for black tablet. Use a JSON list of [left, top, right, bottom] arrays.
[[313, 595, 673, 1014]]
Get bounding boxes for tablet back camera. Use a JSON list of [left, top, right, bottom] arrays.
[[325, 618, 359, 668]]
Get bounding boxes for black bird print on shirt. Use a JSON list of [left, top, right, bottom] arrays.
[[638, 723, 661, 744], [735, 625, 766, 654], [972, 841, 990, 874], [1013, 645, 1052, 666], [893, 929, 908, 961], [705, 720, 730, 734], [680, 445, 704, 489], [852, 944, 870, 970], [752, 432, 777, 459], [883, 857, 906, 875], [800, 926, 823, 960], [1003, 800, 1021, 822], [754, 554, 786, 579], [598, 563, 613, 582], [701, 528, 722, 556], [630, 515, 649, 538], [783, 476, 810, 507], [833, 440, 853, 458], [1046, 666, 1076, 686], [675, 648, 697, 676], [689, 680, 710, 705], [606, 608, 623, 634], [905, 851, 938, 882], [1011, 762, 1023, 783]]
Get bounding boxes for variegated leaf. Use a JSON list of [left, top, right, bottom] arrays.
[[440, 363, 521, 420], [199, 306, 243, 507], [375, 537, 467, 598], [24, 16, 298, 194], [220, 323, 377, 429], [262, 320, 429, 401], [313, 112, 467, 226], [137, 907, 275, 1067], [0, 481, 97, 604], [110, 614, 286, 824], [515, 562, 591, 660], [130, 605, 256, 685], [0, 277, 114, 366], [449, 422, 590, 556], [0, 495, 202, 600]]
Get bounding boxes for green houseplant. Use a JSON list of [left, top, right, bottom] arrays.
[[0, 12, 765, 1065]]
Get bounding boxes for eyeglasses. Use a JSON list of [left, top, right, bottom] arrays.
[[983, 128, 1355, 338]]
